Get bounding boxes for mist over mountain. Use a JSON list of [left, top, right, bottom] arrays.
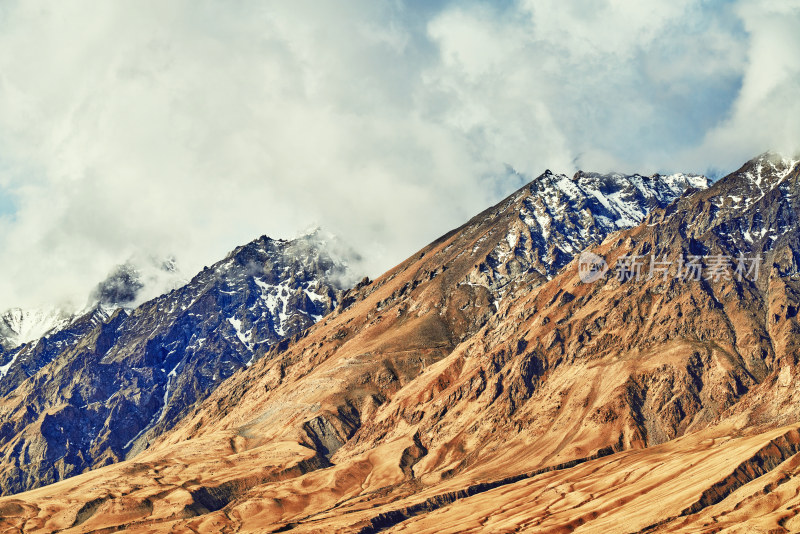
[[0, 229, 360, 494], [2, 153, 800, 532], [0, 1, 799, 531], [0, 254, 184, 354], [90, 257, 181, 309], [0, 1, 797, 314]]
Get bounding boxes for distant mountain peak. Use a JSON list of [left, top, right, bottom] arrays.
[[91, 263, 144, 307], [739, 151, 799, 188], [0, 307, 70, 352], [0, 228, 362, 495], [461, 167, 709, 300], [89, 255, 184, 310]]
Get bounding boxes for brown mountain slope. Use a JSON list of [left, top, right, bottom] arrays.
[[2, 155, 800, 533]]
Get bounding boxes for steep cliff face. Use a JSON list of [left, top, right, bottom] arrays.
[[0, 230, 354, 494]]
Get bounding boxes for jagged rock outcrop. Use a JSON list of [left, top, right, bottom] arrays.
[[464, 169, 707, 296]]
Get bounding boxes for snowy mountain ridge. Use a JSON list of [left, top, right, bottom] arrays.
[[0, 254, 184, 353], [0, 170, 708, 495], [0, 307, 70, 351], [0, 229, 360, 494], [707, 152, 800, 213], [464, 169, 709, 296]]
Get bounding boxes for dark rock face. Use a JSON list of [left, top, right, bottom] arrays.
[[90, 256, 184, 308], [0, 257, 183, 390], [0, 231, 355, 495], [0, 307, 111, 397], [91, 263, 145, 306]]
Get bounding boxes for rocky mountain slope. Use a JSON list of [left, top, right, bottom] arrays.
[[0, 255, 183, 395], [7, 153, 800, 533], [463, 169, 707, 295], [0, 157, 735, 532], [0, 230, 353, 495], [0, 306, 113, 398], [0, 169, 704, 499]]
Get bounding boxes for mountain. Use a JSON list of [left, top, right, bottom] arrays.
[[0, 162, 728, 531], [89, 256, 183, 309], [0, 230, 355, 494], [465, 170, 707, 295], [0, 168, 705, 405], [376, 151, 800, 533], [0, 255, 184, 393], [0, 306, 112, 397], [0, 256, 182, 352], [0, 308, 70, 352]]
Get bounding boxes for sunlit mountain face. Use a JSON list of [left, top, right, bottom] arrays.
[[5, 154, 800, 533]]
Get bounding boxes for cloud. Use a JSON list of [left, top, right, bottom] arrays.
[[422, 0, 751, 174], [687, 0, 800, 165], [0, 1, 482, 308], [0, 0, 796, 309]]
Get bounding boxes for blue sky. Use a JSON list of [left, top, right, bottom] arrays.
[[0, 194, 14, 219], [0, 0, 797, 308]]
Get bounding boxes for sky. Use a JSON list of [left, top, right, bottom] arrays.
[[0, 0, 798, 310]]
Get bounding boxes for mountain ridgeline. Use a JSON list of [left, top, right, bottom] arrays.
[[0, 231, 354, 494], [0, 170, 708, 497], [4, 154, 800, 533]]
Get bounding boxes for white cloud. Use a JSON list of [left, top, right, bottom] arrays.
[[422, 0, 752, 174], [689, 0, 800, 164], [0, 0, 796, 310], [0, 1, 488, 308]]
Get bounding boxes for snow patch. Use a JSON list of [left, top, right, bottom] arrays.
[[227, 317, 254, 350]]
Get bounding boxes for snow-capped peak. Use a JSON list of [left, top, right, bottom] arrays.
[[743, 152, 799, 188], [467, 168, 710, 295], [0, 307, 70, 350], [661, 173, 710, 193]]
